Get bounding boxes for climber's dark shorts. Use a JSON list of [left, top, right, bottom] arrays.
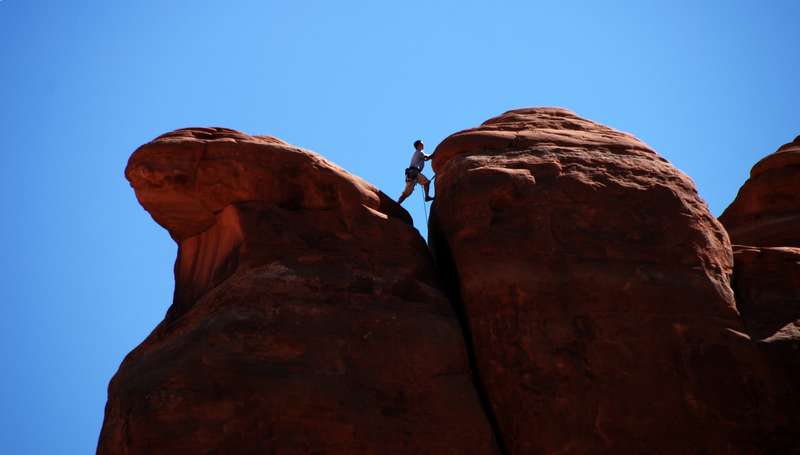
[[405, 167, 420, 182], [401, 167, 430, 198]]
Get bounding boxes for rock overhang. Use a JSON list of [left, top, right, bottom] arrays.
[[125, 127, 411, 240]]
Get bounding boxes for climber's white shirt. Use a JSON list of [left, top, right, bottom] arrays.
[[409, 149, 428, 171]]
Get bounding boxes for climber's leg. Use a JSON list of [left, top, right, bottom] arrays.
[[418, 173, 434, 201], [398, 178, 416, 204]]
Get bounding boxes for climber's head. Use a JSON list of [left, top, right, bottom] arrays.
[[413, 140, 424, 151]]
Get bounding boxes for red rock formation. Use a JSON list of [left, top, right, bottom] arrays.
[[732, 246, 800, 378], [728, 246, 800, 449], [719, 138, 800, 444], [98, 128, 498, 454], [719, 135, 800, 246], [428, 108, 787, 454]]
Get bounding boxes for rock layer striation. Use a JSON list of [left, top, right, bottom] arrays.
[[98, 128, 497, 454]]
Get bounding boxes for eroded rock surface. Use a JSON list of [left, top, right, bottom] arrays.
[[732, 246, 800, 380], [429, 108, 787, 454], [719, 136, 800, 446], [720, 137, 800, 446], [98, 128, 497, 454], [720, 135, 800, 246]]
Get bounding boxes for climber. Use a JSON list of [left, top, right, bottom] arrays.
[[398, 139, 435, 204]]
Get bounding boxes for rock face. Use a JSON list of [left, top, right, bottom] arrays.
[[428, 108, 785, 454], [102, 119, 800, 454], [719, 135, 800, 246], [720, 137, 800, 445], [732, 245, 800, 383], [98, 128, 498, 454]]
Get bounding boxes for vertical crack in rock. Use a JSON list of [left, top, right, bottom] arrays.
[[428, 210, 509, 455]]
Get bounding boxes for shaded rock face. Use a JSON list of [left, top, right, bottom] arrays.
[[428, 108, 784, 454], [732, 246, 800, 383], [719, 135, 800, 246], [730, 247, 800, 447], [98, 128, 498, 454]]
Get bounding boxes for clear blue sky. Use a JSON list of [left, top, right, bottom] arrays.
[[1, 1, 798, 453]]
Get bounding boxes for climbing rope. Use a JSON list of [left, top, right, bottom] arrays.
[[420, 188, 429, 226]]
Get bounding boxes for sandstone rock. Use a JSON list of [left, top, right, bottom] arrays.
[[732, 245, 800, 383], [720, 135, 800, 246], [429, 108, 786, 454], [98, 128, 498, 454], [718, 137, 800, 449]]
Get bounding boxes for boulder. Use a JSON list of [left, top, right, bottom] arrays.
[[428, 108, 786, 454], [98, 128, 498, 454]]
